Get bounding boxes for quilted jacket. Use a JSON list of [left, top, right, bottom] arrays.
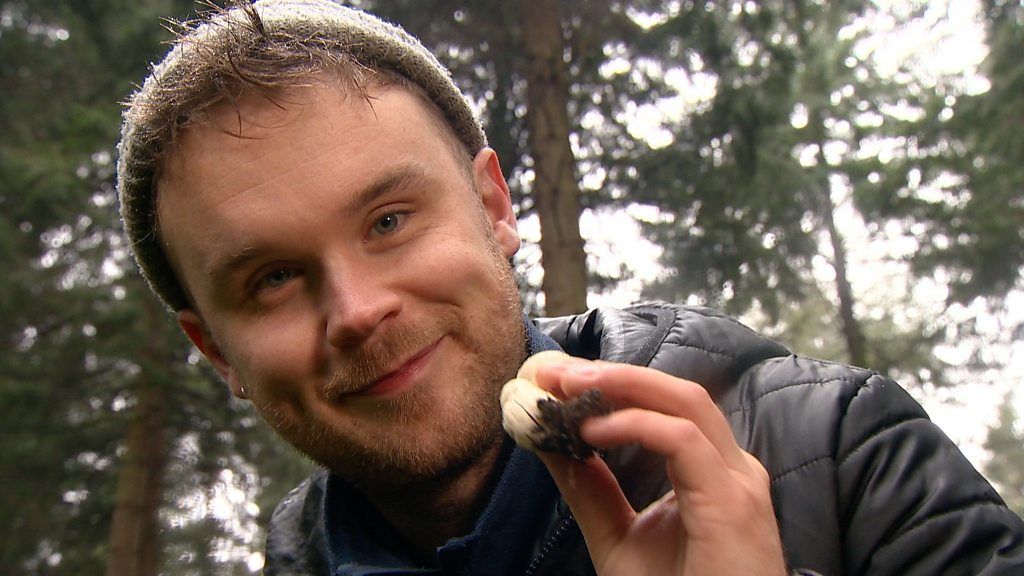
[[264, 303, 1024, 575]]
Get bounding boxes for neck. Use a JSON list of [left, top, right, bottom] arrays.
[[362, 438, 509, 565]]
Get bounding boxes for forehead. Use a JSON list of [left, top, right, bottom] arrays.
[[157, 82, 462, 210], [158, 77, 465, 184], [165, 76, 464, 168]]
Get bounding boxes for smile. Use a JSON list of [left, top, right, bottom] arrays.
[[349, 337, 444, 399]]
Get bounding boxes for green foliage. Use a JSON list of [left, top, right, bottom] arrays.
[[620, 1, 1003, 380], [626, 1, 880, 317], [854, 0, 1024, 304]]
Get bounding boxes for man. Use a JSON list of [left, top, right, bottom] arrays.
[[116, 1, 1024, 574]]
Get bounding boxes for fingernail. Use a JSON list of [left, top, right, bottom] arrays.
[[538, 362, 571, 376], [567, 364, 600, 378]]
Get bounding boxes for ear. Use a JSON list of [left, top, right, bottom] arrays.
[[472, 147, 521, 258], [177, 309, 247, 399]]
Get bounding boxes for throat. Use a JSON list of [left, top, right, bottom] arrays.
[[362, 439, 511, 566]]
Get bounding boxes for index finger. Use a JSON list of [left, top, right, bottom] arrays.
[[542, 362, 749, 472]]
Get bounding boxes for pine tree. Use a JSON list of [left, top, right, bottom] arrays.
[[855, 0, 1024, 305]]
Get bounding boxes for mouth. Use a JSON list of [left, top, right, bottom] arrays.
[[347, 337, 444, 400]]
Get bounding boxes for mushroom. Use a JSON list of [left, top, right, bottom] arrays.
[[500, 351, 613, 459]]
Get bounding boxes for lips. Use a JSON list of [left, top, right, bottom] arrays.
[[347, 338, 443, 399]]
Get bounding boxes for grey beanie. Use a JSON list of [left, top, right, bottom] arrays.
[[117, 0, 486, 311]]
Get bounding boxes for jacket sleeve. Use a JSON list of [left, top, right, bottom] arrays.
[[836, 373, 1024, 575]]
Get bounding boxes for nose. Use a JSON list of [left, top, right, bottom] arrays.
[[322, 264, 402, 348]]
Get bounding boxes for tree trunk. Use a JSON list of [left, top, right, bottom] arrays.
[[105, 380, 166, 576], [794, 3, 869, 368], [105, 382, 166, 576], [518, 0, 589, 315], [820, 188, 868, 367], [809, 109, 868, 367], [105, 300, 168, 576]]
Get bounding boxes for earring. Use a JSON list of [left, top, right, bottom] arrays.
[[239, 383, 248, 398]]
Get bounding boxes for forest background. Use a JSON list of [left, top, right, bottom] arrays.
[[2, 0, 1022, 574]]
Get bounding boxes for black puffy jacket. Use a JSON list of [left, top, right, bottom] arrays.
[[265, 303, 1024, 575]]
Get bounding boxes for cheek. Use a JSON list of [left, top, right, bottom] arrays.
[[410, 238, 506, 299], [226, 315, 321, 389]]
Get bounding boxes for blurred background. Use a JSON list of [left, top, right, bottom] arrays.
[[2, 0, 1021, 573]]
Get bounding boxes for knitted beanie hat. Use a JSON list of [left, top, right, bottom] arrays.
[[117, 0, 486, 311]]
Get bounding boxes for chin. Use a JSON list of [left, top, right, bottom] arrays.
[[310, 416, 506, 495]]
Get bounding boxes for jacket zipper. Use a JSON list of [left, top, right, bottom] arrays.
[[522, 513, 577, 576]]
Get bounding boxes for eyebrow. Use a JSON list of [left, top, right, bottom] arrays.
[[341, 164, 428, 218], [203, 164, 431, 293]]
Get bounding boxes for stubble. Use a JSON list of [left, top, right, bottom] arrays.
[[252, 235, 526, 494]]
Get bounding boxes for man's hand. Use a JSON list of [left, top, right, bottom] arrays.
[[532, 361, 787, 576]]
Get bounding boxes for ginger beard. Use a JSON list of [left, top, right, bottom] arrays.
[[249, 235, 526, 494]]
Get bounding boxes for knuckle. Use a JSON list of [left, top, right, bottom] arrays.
[[668, 417, 702, 443], [745, 452, 772, 486], [673, 379, 714, 409], [731, 477, 769, 511]]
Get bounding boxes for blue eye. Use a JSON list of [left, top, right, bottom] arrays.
[[255, 268, 296, 291], [372, 213, 405, 235]]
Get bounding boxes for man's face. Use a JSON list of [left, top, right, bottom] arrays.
[[157, 84, 526, 492]]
